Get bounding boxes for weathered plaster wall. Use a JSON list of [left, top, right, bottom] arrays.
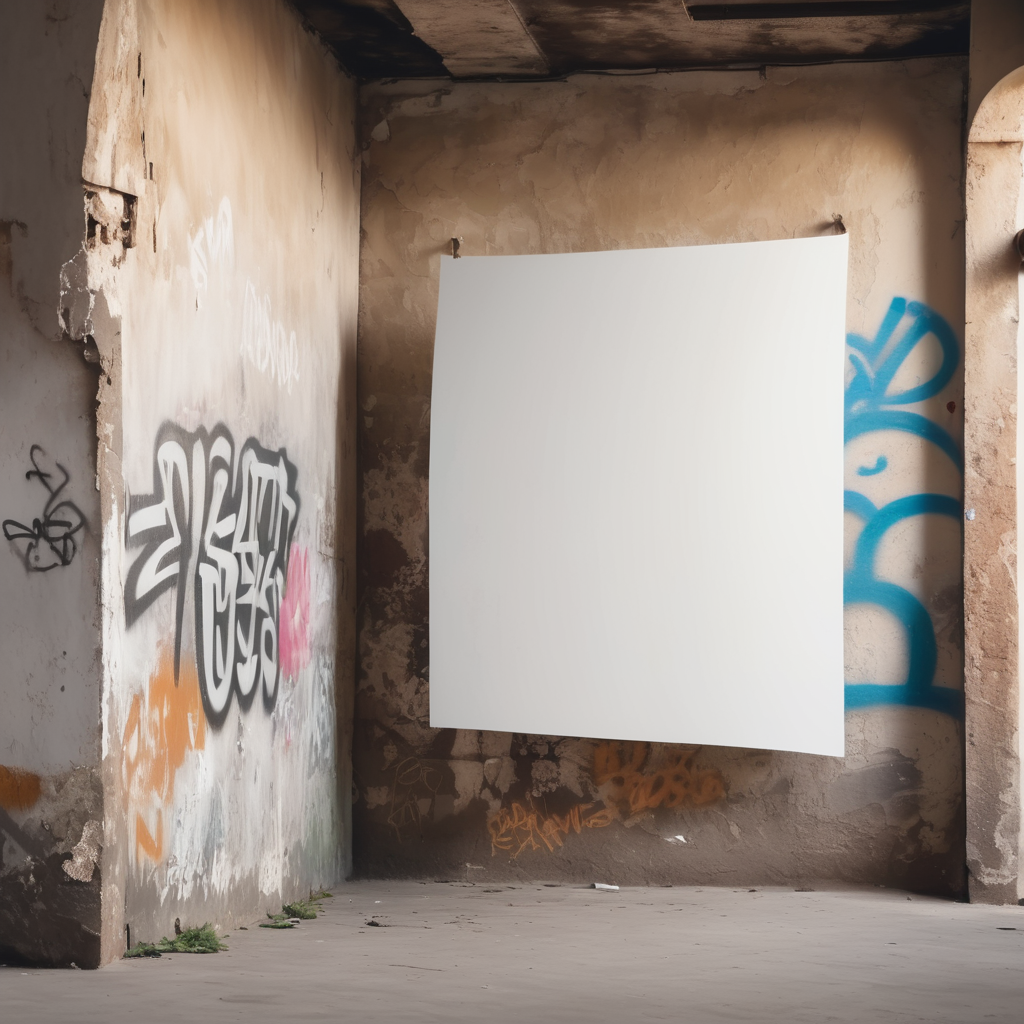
[[964, 63, 1024, 906], [0, 0, 107, 967], [356, 60, 968, 893], [81, 0, 360, 958]]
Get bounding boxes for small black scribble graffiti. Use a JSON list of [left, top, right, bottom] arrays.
[[2, 445, 85, 572], [387, 757, 443, 840]]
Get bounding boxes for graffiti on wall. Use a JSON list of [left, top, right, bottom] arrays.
[[386, 757, 445, 839], [124, 422, 300, 726], [2, 445, 85, 571], [189, 196, 234, 307], [486, 741, 724, 859], [122, 649, 206, 861], [844, 298, 962, 717], [241, 280, 301, 393], [279, 545, 311, 681], [188, 197, 302, 389], [488, 800, 615, 859], [593, 741, 725, 817]]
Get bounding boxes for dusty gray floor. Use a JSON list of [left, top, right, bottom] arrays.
[[2, 881, 1023, 1023]]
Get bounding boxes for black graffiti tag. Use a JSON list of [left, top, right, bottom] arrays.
[[196, 434, 300, 723], [3, 445, 86, 572], [124, 423, 299, 726]]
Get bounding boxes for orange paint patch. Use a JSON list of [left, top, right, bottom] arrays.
[[0, 765, 42, 811], [122, 648, 206, 863], [594, 741, 725, 816]]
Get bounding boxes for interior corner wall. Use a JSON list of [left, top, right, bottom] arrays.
[[0, 1, 107, 968], [355, 59, 969, 893], [83, 0, 360, 956], [968, 0, 1024, 126]]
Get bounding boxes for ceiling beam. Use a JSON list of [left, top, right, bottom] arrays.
[[395, 0, 549, 77]]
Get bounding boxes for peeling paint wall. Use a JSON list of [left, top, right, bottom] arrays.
[[81, 0, 360, 958], [0, 0, 107, 968], [356, 60, 968, 893]]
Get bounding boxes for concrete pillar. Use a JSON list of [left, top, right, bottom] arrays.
[[964, 1, 1024, 906]]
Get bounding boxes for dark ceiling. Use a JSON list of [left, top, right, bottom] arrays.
[[289, 0, 970, 80]]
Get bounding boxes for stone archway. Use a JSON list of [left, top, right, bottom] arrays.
[[964, 65, 1024, 905]]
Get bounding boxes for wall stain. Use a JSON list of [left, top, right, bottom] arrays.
[[122, 648, 206, 863], [0, 765, 42, 811], [61, 820, 102, 882], [362, 528, 410, 591]]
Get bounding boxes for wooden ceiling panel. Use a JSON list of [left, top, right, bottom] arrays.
[[513, 0, 969, 74], [288, 0, 969, 79], [290, 0, 447, 78]]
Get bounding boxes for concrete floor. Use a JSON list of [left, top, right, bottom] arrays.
[[2, 881, 1023, 1023]]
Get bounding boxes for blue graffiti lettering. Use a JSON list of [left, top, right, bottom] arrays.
[[844, 298, 962, 717], [856, 455, 888, 477]]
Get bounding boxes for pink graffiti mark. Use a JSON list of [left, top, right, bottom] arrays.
[[279, 544, 311, 680]]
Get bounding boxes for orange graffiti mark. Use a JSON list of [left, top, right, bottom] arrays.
[[594, 741, 724, 817], [122, 648, 206, 862], [0, 765, 42, 811], [486, 743, 725, 860], [488, 800, 615, 859]]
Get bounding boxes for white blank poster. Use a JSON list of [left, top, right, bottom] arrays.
[[429, 235, 848, 757]]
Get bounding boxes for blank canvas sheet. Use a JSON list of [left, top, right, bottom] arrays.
[[429, 235, 848, 756]]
